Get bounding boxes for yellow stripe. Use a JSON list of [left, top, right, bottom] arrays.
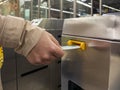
[[0, 47, 4, 69]]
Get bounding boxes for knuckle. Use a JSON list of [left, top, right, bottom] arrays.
[[50, 46, 56, 52], [27, 57, 42, 65], [34, 59, 42, 64], [42, 54, 50, 60]]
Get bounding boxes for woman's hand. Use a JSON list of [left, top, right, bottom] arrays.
[[27, 31, 64, 65]]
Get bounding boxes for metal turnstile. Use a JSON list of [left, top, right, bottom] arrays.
[[1, 18, 63, 90], [61, 15, 120, 90]]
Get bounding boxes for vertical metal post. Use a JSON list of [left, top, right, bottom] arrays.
[[15, 0, 20, 16], [60, 0, 63, 19], [38, 0, 40, 18], [23, 0, 25, 18], [73, 0, 77, 18], [30, 0, 33, 20], [99, 0, 102, 15], [91, 0, 93, 16], [48, 0, 51, 18]]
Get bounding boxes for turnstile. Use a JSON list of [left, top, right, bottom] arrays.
[[61, 15, 120, 90]]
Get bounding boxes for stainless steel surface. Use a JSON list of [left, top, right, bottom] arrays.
[[17, 66, 50, 90], [91, 0, 93, 16], [73, 0, 77, 18], [48, 0, 51, 18], [38, 0, 40, 18], [61, 16, 120, 90], [30, 0, 33, 20], [62, 37, 110, 90], [63, 15, 120, 40], [99, 0, 102, 15], [60, 0, 63, 19]]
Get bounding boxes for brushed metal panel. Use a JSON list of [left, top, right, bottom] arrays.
[[61, 34, 120, 90], [61, 36, 110, 90], [63, 15, 120, 40], [109, 43, 120, 90], [17, 67, 50, 90]]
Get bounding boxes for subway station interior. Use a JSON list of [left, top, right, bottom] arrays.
[[0, 0, 120, 90]]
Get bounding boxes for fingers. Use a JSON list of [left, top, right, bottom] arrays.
[[26, 31, 64, 65], [27, 46, 64, 65], [48, 32, 61, 46], [26, 52, 58, 65], [46, 32, 64, 58], [40, 55, 56, 65], [51, 43, 64, 58]]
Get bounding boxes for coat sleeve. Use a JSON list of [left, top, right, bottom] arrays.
[[0, 15, 45, 57]]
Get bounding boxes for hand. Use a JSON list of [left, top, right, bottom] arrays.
[[26, 31, 64, 65]]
